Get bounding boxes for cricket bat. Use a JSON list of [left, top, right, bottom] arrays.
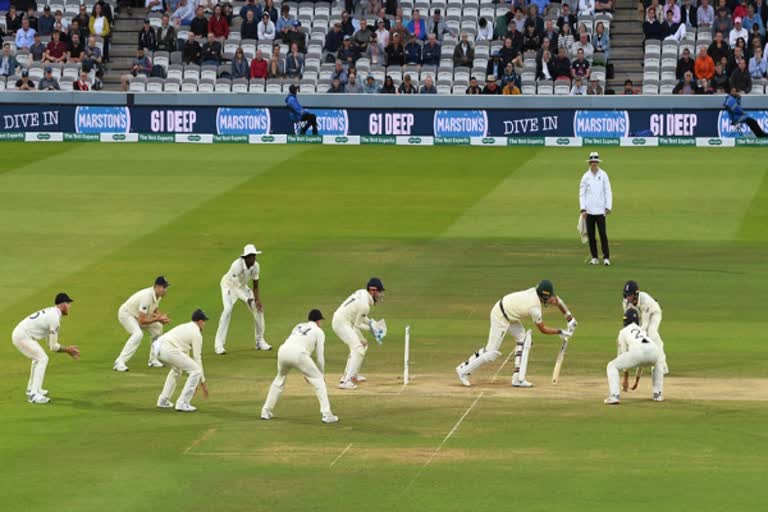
[[552, 338, 568, 384]]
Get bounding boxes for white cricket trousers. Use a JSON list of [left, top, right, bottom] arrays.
[[214, 285, 265, 352], [263, 344, 332, 415], [115, 309, 164, 365], [157, 344, 203, 406], [607, 342, 664, 396], [646, 312, 668, 373], [333, 315, 368, 383], [12, 327, 48, 395], [486, 309, 526, 354]]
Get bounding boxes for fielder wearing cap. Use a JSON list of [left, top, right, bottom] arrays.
[[154, 309, 210, 412], [579, 152, 613, 266], [113, 276, 171, 372], [456, 280, 577, 388], [621, 280, 669, 374], [333, 277, 386, 390], [214, 244, 271, 354], [261, 309, 339, 423], [12, 293, 80, 404]]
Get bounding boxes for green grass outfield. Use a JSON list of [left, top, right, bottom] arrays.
[[1, 144, 766, 512]]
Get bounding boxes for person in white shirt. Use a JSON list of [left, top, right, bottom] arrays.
[[622, 280, 669, 374], [604, 309, 664, 405], [214, 244, 271, 354], [113, 276, 170, 372], [12, 293, 80, 404], [333, 278, 386, 390], [456, 280, 577, 387], [154, 309, 209, 412], [579, 151, 613, 265], [258, 12, 276, 41], [261, 309, 339, 423], [729, 17, 749, 47]]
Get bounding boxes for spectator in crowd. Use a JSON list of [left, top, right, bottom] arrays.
[[241, 10, 259, 40], [190, 6, 208, 37], [505, 22, 523, 51], [428, 8, 451, 41], [121, 48, 152, 90], [15, 18, 36, 50], [386, 33, 406, 66], [681, 0, 698, 28], [749, 45, 766, 77], [665, 0, 681, 23], [285, 20, 306, 51], [512, 8, 527, 32], [277, 5, 295, 34], [38, 6, 55, 36], [494, 7, 512, 39], [710, 60, 730, 91], [538, 36, 554, 60], [502, 79, 522, 94], [422, 33, 440, 66], [499, 36, 522, 68], [201, 32, 222, 65], [358, 0, 379, 18], [380, 75, 397, 93], [340, 10, 356, 37], [661, 10, 680, 39], [673, 69, 703, 93], [70, 19, 87, 44], [231, 47, 249, 79], [559, 22, 575, 54], [466, 76, 481, 94], [553, 46, 572, 79], [403, 36, 422, 65], [543, 20, 559, 53], [730, 53, 752, 92], [644, 7, 665, 40], [407, 9, 426, 41], [579, 0, 596, 16], [733, 0, 748, 19], [367, 33, 386, 66], [363, 74, 380, 93], [74, 70, 90, 91], [522, 23, 542, 52], [327, 77, 345, 93], [487, 51, 504, 81], [557, 4, 577, 31], [345, 72, 364, 93], [587, 77, 604, 95], [0, 43, 19, 76], [475, 17, 493, 41], [69, 33, 84, 64], [527, 4, 545, 34], [420, 75, 436, 93], [592, 22, 610, 65], [453, 32, 474, 67], [208, 5, 229, 42], [712, 8, 732, 38], [250, 49, 267, 79], [16, 69, 36, 90], [571, 31, 594, 62], [338, 35, 357, 67], [182, 31, 202, 64], [331, 59, 348, 85], [286, 43, 304, 77], [196, 0, 215, 14], [5, 6, 22, 35], [138, 19, 157, 51], [82, 36, 104, 77], [390, 17, 409, 42], [89, 3, 110, 61], [398, 73, 417, 93], [744, 5, 765, 37], [482, 75, 501, 95], [263, 0, 278, 23], [54, 10, 70, 35], [44, 31, 68, 63], [146, 0, 163, 13], [537, 50, 556, 80], [698, 0, 715, 28], [695, 45, 715, 79], [676, 47, 695, 78], [239, 0, 262, 21], [72, 4, 88, 33], [730, 17, 748, 46], [623, 79, 637, 94], [156, 15, 176, 53], [29, 33, 46, 62], [571, 48, 591, 79], [172, 0, 196, 26], [38, 66, 61, 90], [570, 76, 587, 95], [595, 0, 614, 14], [375, 19, 391, 49], [352, 19, 372, 52], [708, 31, 731, 63], [325, 22, 344, 61]]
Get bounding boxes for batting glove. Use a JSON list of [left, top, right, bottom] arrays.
[[559, 329, 573, 341], [567, 318, 578, 331]]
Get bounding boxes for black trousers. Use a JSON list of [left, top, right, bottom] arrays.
[[299, 113, 318, 135], [745, 117, 767, 137], [586, 214, 610, 259]]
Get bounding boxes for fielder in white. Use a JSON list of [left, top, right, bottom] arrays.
[[261, 309, 339, 424], [113, 276, 170, 372], [11, 293, 80, 404], [604, 308, 664, 405], [333, 278, 387, 390], [622, 280, 669, 374], [154, 309, 210, 412], [214, 244, 271, 354], [456, 280, 576, 387]]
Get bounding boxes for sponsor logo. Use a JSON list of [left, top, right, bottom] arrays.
[[0, 132, 24, 141], [556, 138, 570, 145], [632, 138, 646, 145], [287, 135, 322, 144], [735, 137, 768, 146], [112, 134, 127, 141], [658, 136, 695, 146], [361, 135, 396, 145], [37, 133, 51, 140], [408, 137, 422, 144], [583, 137, 620, 146], [482, 137, 496, 144], [216, 108, 270, 135], [3, 110, 60, 130], [74, 106, 131, 134], [574, 110, 629, 138], [213, 134, 249, 143], [313, 109, 348, 136], [64, 133, 100, 142], [262, 135, 275, 142], [433, 110, 488, 137], [708, 138, 722, 146], [718, 110, 768, 138], [435, 136, 470, 145], [507, 137, 545, 146], [335, 136, 349, 143], [188, 135, 201, 142], [139, 133, 175, 143]]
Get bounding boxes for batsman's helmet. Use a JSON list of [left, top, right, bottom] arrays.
[[367, 277, 385, 291], [623, 308, 639, 327], [536, 279, 555, 301], [623, 280, 639, 298]]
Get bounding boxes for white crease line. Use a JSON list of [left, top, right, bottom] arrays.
[[490, 352, 514, 384], [404, 392, 485, 492], [397, 382, 408, 395], [329, 443, 353, 468], [183, 427, 217, 455]]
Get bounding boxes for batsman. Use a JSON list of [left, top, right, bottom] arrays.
[[456, 280, 577, 387]]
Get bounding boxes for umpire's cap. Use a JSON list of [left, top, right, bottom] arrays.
[[623, 280, 639, 298], [55, 292, 74, 305], [289, 84, 299, 94], [623, 308, 640, 326], [367, 277, 385, 291], [192, 309, 209, 322], [536, 280, 555, 300], [308, 309, 324, 322]]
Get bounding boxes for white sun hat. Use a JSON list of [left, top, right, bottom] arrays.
[[242, 244, 262, 256], [587, 151, 601, 162]]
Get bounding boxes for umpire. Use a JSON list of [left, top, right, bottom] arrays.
[[579, 152, 613, 266], [285, 85, 318, 135]]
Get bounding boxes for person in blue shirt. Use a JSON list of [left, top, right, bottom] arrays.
[[286, 85, 318, 135], [724, 89, 767, 137]]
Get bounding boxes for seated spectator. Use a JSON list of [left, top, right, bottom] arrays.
[[345, 72, 364, 93], [250, 49, 268, 79], [712, 8, 732, 37], [338, 35, 358, 68], [352, 19, 372, 52], [331, 59, 348, 85], [340, 10, 357, 37], [579, 0, 596, 16], [495, 7, 514, 40], [69, 33, 84, 63], [327, 77, 345, 93], [0, 43, 19, 76], [428, 9, 451, 41], [730, 17, 748, 47], [522, 24, 542, 52], [500, 62, 521, 88], [390, 17, 409, 42], [6, 6, 22, 35], [733, 0, 748, 19], [557, 4, 577, 32], [559, 23, 575, 55], [276, 5, 295, 34], [587, 78, 604, 95], [570, 76, 587, 95], [466, 76, 481, 94], [139, 19, 157, 51], [146, 0, 163, 13], [708, 31, 731, 64], [499, 37, 522, 69], [263, 0, 278, 22], [182, 31, 202, 64], [363, 74, 381, 93], [744, 6, 765, 37], [190, 7, 208, 37], [74, 70, 91, 91], [482, 75, 501, 95], [503, 80, 521, 94], [592, 22, 610, 65], [420, 75, 437, 93], [477, 18, 493, 41], [44, 31, 69, 64], [38, 66, 61, 90], [543, 20, 559, 53], [258, 12, 276, 41], [571, 32, 594, 62], [367, 34, 386, 66], [241, 10, 259, 40], [16, 19, 36, 50], [644, 8, 665, 41], [571, 48, 591, 78], [397, 73, 416, 93], [54, 10, 70, 35], [121, 48, 152, 90], [487, 52, 505, 81], [325, 23, 344, 62], [285, 43, 304, 78], [375, 19, 390, 48], [673, 70, 704, 93], [404, 36, 422, 65], [222, 2, 235, 25], [172, 0, 196, 26], [730, 54, 752, 92], [695, 45, 715, 79], [553, 47, 572, 79], [453, 32, 474, 68], [505, 23, 523, 51], [676, 47, 694, 78], [407, 9, 427, 41], [710, 61, 730, 91], [698, 0, 715, 27], [595, 0, 614, 14], [526, 4, 544, 35], [623, 79, 637, 94], [231, 47, 249, 79], [665, 0, 681, 23], [386, 33, 406, 66], [238, 0, 260, 21], [749, 46, 766, 78], [512, 8, 526, 32], [156, 15, 177, 52], [681, 0, 698, 28], [380, 75, 397, 93], [16, 69, 36, 90], [201, 32, 222, 65], [82, 36, 104, 76], [268, 50, 283, 78], [537, 50, 556, 80], [422, 33, 440, 66], [39, 6, 56, 36], [30, 34, 46, 62], [208, 5, 229, 42]]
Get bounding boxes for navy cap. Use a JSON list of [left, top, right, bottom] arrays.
[[308, 309, 324, 322], [623, 308, 640, 326], [155, 276, 170, 287], [192, 308, 209, 322], [623, 280, 638, 298], [367, 277, 385, 291], [55, 292, 74, 304]]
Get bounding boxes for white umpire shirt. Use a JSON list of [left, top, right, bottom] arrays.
[[579, 168, 613, 215]]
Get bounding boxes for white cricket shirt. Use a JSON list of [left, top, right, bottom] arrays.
[[221, 257, 260, 289], [498, 287, 543, 324], [158, 321, 205, 382], [334, 289, 374, 329], [16, 306, 62, 344], [120, 287, 161, 318], [622, 291, 661, 326], [617, 322, 651, 354], [579, 168, 613, 215], [283, 321, 326, 371]]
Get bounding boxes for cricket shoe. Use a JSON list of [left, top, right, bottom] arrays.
[[148, 360, 164, 368], [113, 362, 129, 372], [589, 258, 599, 265], [603, 258, 611, 266], [28, 393, 50, 404], [652, 392, 664, 402], [512, 379, 533, 388], [255, 339, 272, 351], [26, 389, 48, 398], [215, 347, 227, 355], [175, 402, 197, 412], [261, 408, 274, 420], [322, 413, 340, 424], [156, 398, 174, 409], [351, 374, 367, 383], [455, 366, 471, 387], [338, 381, 358, 390], [604, 395, 621, 405]]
